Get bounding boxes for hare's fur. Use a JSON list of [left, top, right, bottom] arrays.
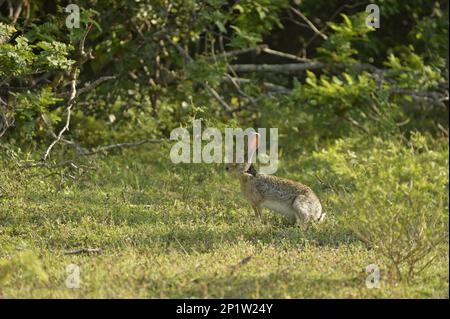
[[236, 169, 323, 224]]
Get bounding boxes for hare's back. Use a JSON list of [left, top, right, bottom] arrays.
[[254, 174, 314, 201]]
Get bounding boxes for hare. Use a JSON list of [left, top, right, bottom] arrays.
[[225, 132, 324, 225]]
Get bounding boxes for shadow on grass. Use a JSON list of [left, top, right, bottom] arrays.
[[2, 190, 359, 252], [159, 222, 358, 253], [2, 167, 360, 253], [152, 270, 365, 298]]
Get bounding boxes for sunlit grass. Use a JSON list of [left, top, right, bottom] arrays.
[[0, 138, 448, 298]]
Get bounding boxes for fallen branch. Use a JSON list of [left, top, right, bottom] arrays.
[[207, 86, 232, 111], [21, 138, 164, 169]]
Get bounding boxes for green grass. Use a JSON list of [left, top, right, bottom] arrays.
[[0, 138, 448, 298]]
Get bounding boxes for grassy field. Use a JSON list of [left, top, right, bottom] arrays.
[[0, 138, 448, 298]]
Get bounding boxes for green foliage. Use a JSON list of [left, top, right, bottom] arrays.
[[231, 0, 286, 34], [1, 1, 448, 145], [310, 134, 449, 281], [0, 18, 76, 144], [34, 41, 74, 70], [290, 70, 400, 138], [318, 13, 375, 62], [383, 51, 443, 90], [0, 23, 74, 77]]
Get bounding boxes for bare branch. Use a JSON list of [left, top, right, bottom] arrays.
[[164, 35, 194, 62], [40, 114, 87, 154], [289, 6, 327, 40], [206, 86, 232, 111], [261, 47, 311, 62], [389, 88, 449, 102], [221, 76, 291, 94], [230, 61, 387, 74], [0, 111, 14, 138], [222, 74, 258, 112], [343, 115, 370, 134], [223, 74, 254, 100], [83, 138, 163, 155], [55, 76, 116, 99], [230, 62, 324, 73], [42, 72, 77, 160], [303, 2, 366, 48], [78, 23, 94, 62], [77, 75, 116, 97], [215, 44, 268, 59], [41, 24, 97, 160], [11, 0, 23, 24]]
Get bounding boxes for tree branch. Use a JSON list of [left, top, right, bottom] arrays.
[[261, 47, 311, 63], [22, 138, 164, 169], [41, 71, 77, 161], [230, 62, 325, 73], [221, 76, 291, 94], [215, 44, 268, 59], [55, 76, 116, 99], [289, 6, 327, 40], [42, 24, 96, 160], [83, 138, 163, 155]]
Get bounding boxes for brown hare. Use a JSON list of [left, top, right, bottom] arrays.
[[225, 132, 324, 225]]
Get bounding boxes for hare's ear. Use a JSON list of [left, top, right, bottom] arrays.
[[247, 132, 260, 163]]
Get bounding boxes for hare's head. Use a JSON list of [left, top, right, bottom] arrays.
[[225, 132, 259, 175]]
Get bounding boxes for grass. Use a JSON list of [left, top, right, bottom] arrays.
[[0, 139, 448, 298]]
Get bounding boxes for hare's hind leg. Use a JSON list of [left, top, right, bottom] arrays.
[[284, 213, 297, 226], [292, 195, 313, 224], [252, 205, 264, 223]]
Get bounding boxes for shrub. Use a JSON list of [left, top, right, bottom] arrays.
[[311, 133, 449, 281]]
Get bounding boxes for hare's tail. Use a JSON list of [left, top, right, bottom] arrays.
[[317, 212, 326, 223]]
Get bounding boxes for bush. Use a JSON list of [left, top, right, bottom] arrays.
[[311, 132, 449, 281]]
